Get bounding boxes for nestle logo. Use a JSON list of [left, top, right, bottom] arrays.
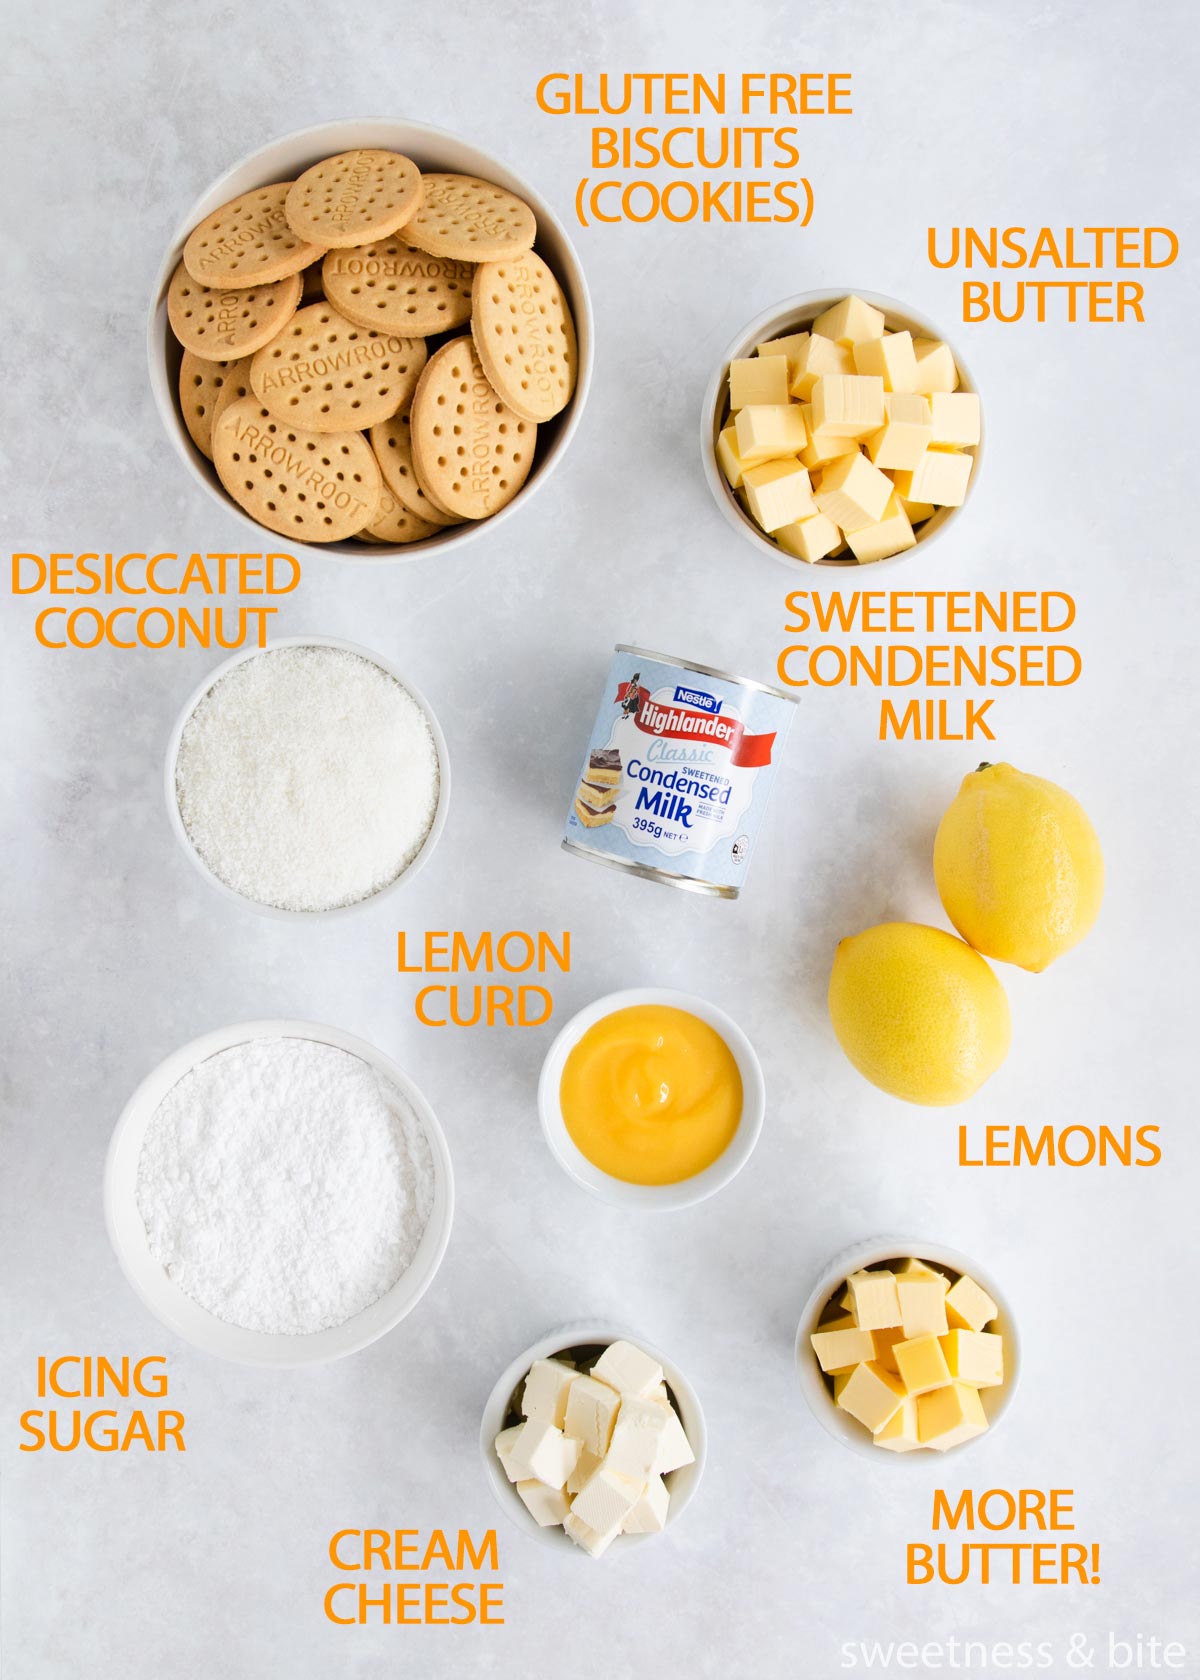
[[672, 685, 721, 714]]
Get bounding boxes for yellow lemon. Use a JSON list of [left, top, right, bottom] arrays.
[[934, 762, 1104, 972], [828, 922, 1011, 1106]]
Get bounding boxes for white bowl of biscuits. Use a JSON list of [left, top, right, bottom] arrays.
[[150, 119, 592, 560], [702, 290, 982, 570]]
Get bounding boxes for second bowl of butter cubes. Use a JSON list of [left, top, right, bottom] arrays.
[[702, 290, 983, 570]]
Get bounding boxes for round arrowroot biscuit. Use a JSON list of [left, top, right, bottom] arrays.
[[471, 251, 577, 422], [323, 237, 474, 336], [182, 182, 324, 289], [408, 335, 536, 521], [249, 302, 426, 433], [285, 150, 423, 248], [178, 352, 248, 460], [369, 411, 462, 526], [212, 396, 381, 543], [361, 485, 443, 545], [403, 174, 535, 263], [168, 263, 301, 361]]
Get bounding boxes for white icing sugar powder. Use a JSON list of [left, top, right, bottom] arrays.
[[135, 1036, 436, 1336], [175, 644, 440, 912]]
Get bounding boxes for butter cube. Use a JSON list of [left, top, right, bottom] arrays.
[[810, 1321, 876, 1373], [563, 1375, 621, 1456], [729, 355, 789, 410], [789, 332, 853, 398], [865, 392, 932, 470], [776, 511, 843, 564], [845, 1269, 904, 1331], [607, 1396, 694, 1479], [897, 1274, 950, 1339], [572, 1464, 645, 1535], [591, 1340, 663, 1398], [815, 452, 893, 534], [566, 1447, 603, 1495], [743, 459, 817, 532], [832, 1368, 855, 1401], [800, 429, 859, 469], [944, 1274, 999, 1332], [845, 495, 916, 564], [563, 1508, 621, 1559], [734, 402, 808, 466], [895, 1334, 953, 1397], [899, 497, 936, 525], [893, 447, 973, 508], [716, 424, 745, 489], [813, 294, 887, 347], [941, 1329, 1004, 1388], [913, 337, 960, 394], [811, 374, 885, 439], [836, 1360, 907, 1433], [755, 331, 811, 382], [515, 1479, 570, 1527], [874, 1396, 921, 1453], [494, 1424, 524, 1483], [521, 1358, 577, 1428], [871, 1325, 907, 1374], [622, 1474, 670, 1534], [917, 1381, 989, 1451], [900, 1257, 950, 1290], [853, 330, 919, 393], [929, 391, 981, 447], [503, 1418, 580, 1488]]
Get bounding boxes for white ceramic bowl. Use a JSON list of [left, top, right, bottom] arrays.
[[104, 1018, 454, 1368], [164, 633, 450, 920], [537, 988, 765, 1211], [795, 1236, 1021, 1462], [701, 289, 983, 573], [479, 1321, 707, 1555], [149, 118, 593, 562]]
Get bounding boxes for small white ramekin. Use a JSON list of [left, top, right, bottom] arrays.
[[701, 289, 983, 573], [148, 118, 593, 563], [104, 1018, 455, 1368], [795, 1235, 1021, 1463], [479, 1321, 707, 1556], [537, 988, 765, 1212], [164, 633, 450, 920]]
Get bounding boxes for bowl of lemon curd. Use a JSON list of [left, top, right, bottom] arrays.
[[537, 988, 765, 1210]]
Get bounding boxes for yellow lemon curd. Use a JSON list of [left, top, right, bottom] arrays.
[[560, 1004, 743, 1185]]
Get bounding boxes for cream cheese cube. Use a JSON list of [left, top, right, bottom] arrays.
[[755, 331, 811, 382], [897, 1274, 950, 1339], [563, 1374, 621, 1456], [622, 1474, 670, 1534], [853, 330, 919, 393], [836, 1361, 907, 1433], [729, 355, 789, 410], [776, 511, 843, 564], [917, 1381, 989, 1451], [874, 1396, 921, 1453], [941, 1329, 1004, 1388], [571, 1464, 645, 1535], [648, 1383, 671, 1407], [591, 1340, 664, 1398], [606, 1396, 694, 1479], [494, 1424, 524, 1484], [789, 332, 853, 398], [811, 374, 885, 439], [515, 1479, 570, 1527], [521, 1358, 577, 1427], [810, 1321, 876, 1373], [503, 1419, 580, 1488], [944, 1274, 999, 1332], [865, 392, 932, 471], [566, 1447, 603, 1495], [743, 459, 817, 532], [845, 1268, 904, 1330], [813, 294, 887, 347], [716, 424, 745, 489], [929, 391, 981, 447], [563, 1508, 621, 1559], [893, 447, 973, 508], [845, 495, 916, 564], [734, 402, 808, 466], [912, 337, 960, 394], [814, 452, 893, 533]]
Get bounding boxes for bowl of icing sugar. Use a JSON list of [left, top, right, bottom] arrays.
[[105, 1019, 454, 1367]]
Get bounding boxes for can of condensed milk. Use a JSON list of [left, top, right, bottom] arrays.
[[562, 645, 798, 898]]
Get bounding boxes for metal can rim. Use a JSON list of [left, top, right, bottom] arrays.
[[614, 644, 798, 705]]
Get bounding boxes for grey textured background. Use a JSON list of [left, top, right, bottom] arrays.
[[3, 1, 1199, 1674]]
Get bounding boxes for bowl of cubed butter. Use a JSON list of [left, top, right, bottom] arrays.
[[480, 1324, 706, 1558], [795, 1238, 1020, 1461], [702, 291, 983, 569]]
